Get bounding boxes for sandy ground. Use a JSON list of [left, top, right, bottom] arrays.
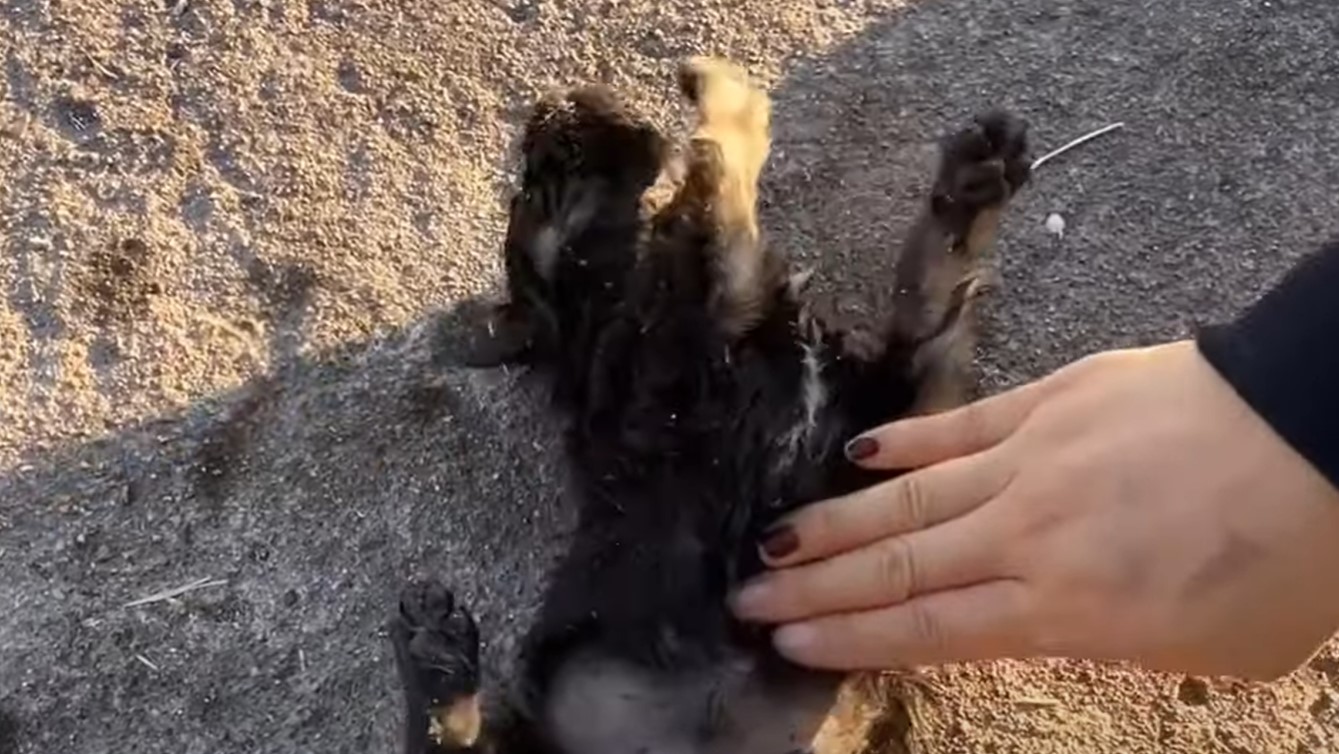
[[2, 0, 1338, 752]]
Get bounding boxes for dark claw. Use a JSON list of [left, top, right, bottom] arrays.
[[975, 110, 1029, 159], [400, 579, 456, 624]]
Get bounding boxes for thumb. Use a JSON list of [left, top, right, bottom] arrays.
[[845, 378, 1047, 470]]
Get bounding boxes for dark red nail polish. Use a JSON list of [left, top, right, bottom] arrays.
[[760, 525, 799, 560], [845, 435, 879, 461]]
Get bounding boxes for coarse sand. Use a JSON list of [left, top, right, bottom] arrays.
[[2, 1, 1337, 752]]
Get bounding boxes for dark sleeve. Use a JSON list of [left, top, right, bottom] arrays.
[[1195, 241, 1339, 490]]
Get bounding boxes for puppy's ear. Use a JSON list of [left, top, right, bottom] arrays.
[[457, 303, 542, 368], [428, 298, 543, 369]]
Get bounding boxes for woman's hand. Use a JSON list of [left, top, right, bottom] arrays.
[[731, 340, 1339, 680]]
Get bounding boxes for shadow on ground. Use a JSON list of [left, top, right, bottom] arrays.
[[3, 1, 1339, 753], [0, 300, 568, 753]]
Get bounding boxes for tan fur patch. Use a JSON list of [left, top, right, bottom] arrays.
[[960, 204, 1003, 260], [428, 694, 482, 748], [677, 56, 774, 336]]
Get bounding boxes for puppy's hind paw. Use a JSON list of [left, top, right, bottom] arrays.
[[392, 579, 483, 750], [930, 110, 1032, 231]]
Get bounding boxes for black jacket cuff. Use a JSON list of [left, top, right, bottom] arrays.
[[1195, 241, 1339, 490]]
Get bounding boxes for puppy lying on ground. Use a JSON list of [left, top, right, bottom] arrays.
[[391, 57, 1031, 754]]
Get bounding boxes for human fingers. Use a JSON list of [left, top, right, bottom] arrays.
[[769, 580, 1032, 670], [843, 378, 1048, 470], [758, 450, 1014, 567], [734, 508, 1007, 624]]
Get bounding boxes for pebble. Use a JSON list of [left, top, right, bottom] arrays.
[[1045, 212, 1066, 238]]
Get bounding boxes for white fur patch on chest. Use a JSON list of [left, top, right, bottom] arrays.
[[772, 327, 829, 476]]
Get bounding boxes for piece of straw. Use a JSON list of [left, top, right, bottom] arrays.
[[1031, 122, 1126, 170], [124, 577, 227, 608]]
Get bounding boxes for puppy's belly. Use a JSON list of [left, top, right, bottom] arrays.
[[543, 648, 839, 754]]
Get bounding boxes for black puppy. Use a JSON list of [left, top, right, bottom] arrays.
[[392, 57, 1032, 754]]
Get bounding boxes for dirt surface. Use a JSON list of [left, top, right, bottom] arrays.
[[2, 0, 1338, 752]]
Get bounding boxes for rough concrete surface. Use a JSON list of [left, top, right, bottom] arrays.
[[2, 0, 1338, 752]]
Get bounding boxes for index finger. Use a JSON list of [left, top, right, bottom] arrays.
[[761, 448, 1014, 567], [845, 378, 1046, 471]]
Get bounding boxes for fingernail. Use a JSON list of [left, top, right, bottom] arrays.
[[730, 580, 773, 618], [774, 624, 818, 655], [845, 435, 880, 461], [760, 524, 800, 560]]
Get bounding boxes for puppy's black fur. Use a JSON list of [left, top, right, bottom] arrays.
[[392, 59, 1032, 754]]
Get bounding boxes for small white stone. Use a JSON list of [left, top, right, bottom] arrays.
[[1045, 212, 1066, 238]]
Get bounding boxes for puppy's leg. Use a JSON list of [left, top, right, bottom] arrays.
[[392, 580, 484, 754], [466, 86, 669, 366], [671, 56, 775, 336], [890, 111, 1032, 412]]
